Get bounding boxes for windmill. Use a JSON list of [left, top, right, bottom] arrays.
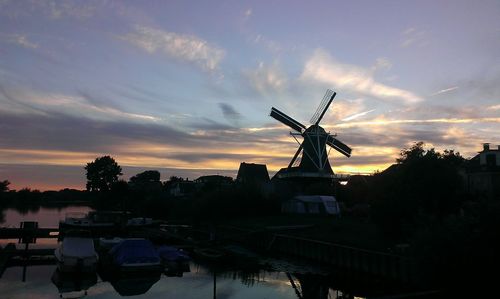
[[270, 89, 352, 179]]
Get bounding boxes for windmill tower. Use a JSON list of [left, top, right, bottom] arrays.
[[270, 89, 352, 180]]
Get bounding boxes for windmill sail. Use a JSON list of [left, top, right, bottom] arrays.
[[310, 89, 336, 125], [270, 107, 306, 133], [327, 135, 352, 157]]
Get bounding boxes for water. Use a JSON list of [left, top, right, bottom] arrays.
[[0, 207, 362, 299]]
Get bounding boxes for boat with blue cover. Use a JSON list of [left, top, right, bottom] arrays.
[[108, 238, 161, 272]]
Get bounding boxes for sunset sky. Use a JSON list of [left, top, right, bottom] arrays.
[[1, 0, 499, 190]]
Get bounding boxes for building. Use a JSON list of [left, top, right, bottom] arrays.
[[236, 162, 270, 185], [467, 143, 500, 201], [194, 175, 233, 190], [169, 181, 197, 197]]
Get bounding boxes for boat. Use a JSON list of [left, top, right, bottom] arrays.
[[59, 211, 158, 234], [54, 231, 98, 273], [108, 238, 162, 272], [157, 245, 191, 274]]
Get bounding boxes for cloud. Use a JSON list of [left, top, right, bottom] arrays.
[[372, 57, 392, 71], [251, 34, 282, 53], [218, 103, 242, 125], [300, 49, 423, 104], [0, 0, 96, 19], [244, 62, 287, 94], [431, 86, 459, 96], [341, 109, 375, 121], [243, 8, 252, 21], [401, 27, 428, 48], [488, 104, 500, 110], [121, 25, 225, 71], [335, 116, 500, 129], [0, 33, 38, 49]]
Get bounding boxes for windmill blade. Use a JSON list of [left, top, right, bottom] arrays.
[[327, 135, 352, 157], [270, 107, 306, 133], [288, 143, 303, 168], [310, 89, 336, 125]]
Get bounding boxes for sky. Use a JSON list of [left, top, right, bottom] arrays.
[[1, 0, 499, 191]]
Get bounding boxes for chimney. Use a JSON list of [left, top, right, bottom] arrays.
[[483, 143, 490, 151]]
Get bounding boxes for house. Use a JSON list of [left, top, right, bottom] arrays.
[[194, 175, 232, 190], [169, 181, 197, 197], [467, 143, 500, 201], [281, 195, 341, 216], [236, 162, 270, 185]]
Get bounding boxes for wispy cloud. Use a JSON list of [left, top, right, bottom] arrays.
[[488, 104, 500, 110], [401, 27, 428, 48], [243, 8, 252, 21], [121, 25, 225, 71], [372, 57, 392, 72], [341, 109, 375, 121], [335, 116, 500, 129], [301, 49, 423, 104], [0, 86, 160, 123], [1, 33, 38, 49], [0, 0, 96, 19], [244, 61, 287, 94], [251, 34, 282, 53], [431, 86, 459, 96]]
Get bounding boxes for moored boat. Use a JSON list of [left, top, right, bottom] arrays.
[[109, 238, 162, 272], [54, 232, 98, 273], [59, 211, 159, 235]]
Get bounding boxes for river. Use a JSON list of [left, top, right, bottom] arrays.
[[0, 206, 363, 299]]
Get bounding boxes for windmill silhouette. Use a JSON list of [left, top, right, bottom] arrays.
[[270, 89, 352, 179]]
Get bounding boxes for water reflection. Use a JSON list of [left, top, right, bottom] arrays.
[[1, 207, 365, 298], [107, 273, 161, 297], [51, 269, 98, 298], [1, 262, 363, 299]]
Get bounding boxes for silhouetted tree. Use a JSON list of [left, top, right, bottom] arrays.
[[129, 170, 162, 193], [0, 180, 10, 193], [396, 141, 425, 164], [162, 175, 184, 191], [84, 156, 122, 192], [371, 142, 466, 241]]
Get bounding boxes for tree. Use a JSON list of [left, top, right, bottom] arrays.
[[396, 141, 425, 164], [0, 180, 10, 193], [372, 142, 466, 241], [129, 170, 162, 193], [84, 156, 122, 192]]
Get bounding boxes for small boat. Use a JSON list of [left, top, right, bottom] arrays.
[[54, 233, 98, 273], [157, 245, 191, 274], [109, 238, 161, 272], [60, 211, 158, 234]]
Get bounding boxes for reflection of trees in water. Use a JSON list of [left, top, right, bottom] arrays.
[[218, 269, 267, 287], [217, 268, 356, 299]]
